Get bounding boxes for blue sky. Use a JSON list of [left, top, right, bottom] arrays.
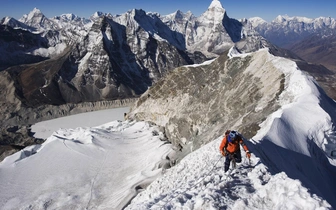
[[0, 0, 335, 22]]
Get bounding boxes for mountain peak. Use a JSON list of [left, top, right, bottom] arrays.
[[199, 0, 226, 25], [249, 17, 268, 27], [28, 8, 43, 18], [273, 15, 315, 24], [32, 7, 42, 14], [60, 14, 77, 21], [204, 0, 226, 15], [1, 16, 13, 25], [93, 11, 104, 17], [90, 11, 105, 20], [19, 7, 45, 23], [208, 0, 223, 9]]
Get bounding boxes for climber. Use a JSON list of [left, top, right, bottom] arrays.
[[219, 130, 251, 173]]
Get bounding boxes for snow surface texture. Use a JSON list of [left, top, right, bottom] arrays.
[[1, 49, 336, 209], [0, 120, 173, 210], [126, 137, 330, 210]]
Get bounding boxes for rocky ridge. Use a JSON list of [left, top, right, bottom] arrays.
[[128, 49, 285, 156]]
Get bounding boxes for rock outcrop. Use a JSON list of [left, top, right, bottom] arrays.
[[128, 49, 285, 155]]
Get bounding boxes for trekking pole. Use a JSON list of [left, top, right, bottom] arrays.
[[232, 154, 236, 169], [248, 157, 252, 171]]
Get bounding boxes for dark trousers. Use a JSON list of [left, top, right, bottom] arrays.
[[224, 150, 242, 172]]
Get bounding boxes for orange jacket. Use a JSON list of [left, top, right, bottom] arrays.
[[219, 133, 249, 154]]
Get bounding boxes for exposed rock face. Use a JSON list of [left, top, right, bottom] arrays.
[[0, 25, 48, 70], [128, 49, 284, 154], [0, 126, 44, 162], [0, 60, 136, 127], [1, 10, 204, 106]]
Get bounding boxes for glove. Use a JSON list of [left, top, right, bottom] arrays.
[[246, 151, 251, 159], [221, 150, 226, 156], [221, 149, 229, 156]]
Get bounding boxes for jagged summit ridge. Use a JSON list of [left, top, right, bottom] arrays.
[[56, 13, 79, 21], [19, 7, 43, 23]]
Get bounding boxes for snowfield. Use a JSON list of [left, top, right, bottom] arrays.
[[1, 120, 173, 210], [1, 49, 336, 209]]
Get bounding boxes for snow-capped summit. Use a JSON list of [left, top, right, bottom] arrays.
[[273, 15, 314, 25], [170, 10, 185, 20], [162, 10, 194, 22], [315, 16, 336, 27], [208, 0, 224, 9], [53, 13, 91, 27], [184, 0, 257, 56], [1, 16, 14, 25], [91, 11, 105, 20], [200, 0, 226, 25], [248, 17, 268, 28], [19, 8, 43, 24], [160, 10, 195, 33], [272, 15, 290, 24], [0, 16, 32, 30], [58, 13, 77, 21], [19, 8, 58, 31], [27, 8, 43, 19]]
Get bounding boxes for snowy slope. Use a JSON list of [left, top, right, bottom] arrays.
[[0, 121, 173, 210]]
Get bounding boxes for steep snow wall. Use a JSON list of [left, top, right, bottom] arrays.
[[128, 49, 284, 152], [249, 54, 336, 206]]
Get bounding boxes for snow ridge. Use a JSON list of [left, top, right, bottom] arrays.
[[126, 137, 331, 209]]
